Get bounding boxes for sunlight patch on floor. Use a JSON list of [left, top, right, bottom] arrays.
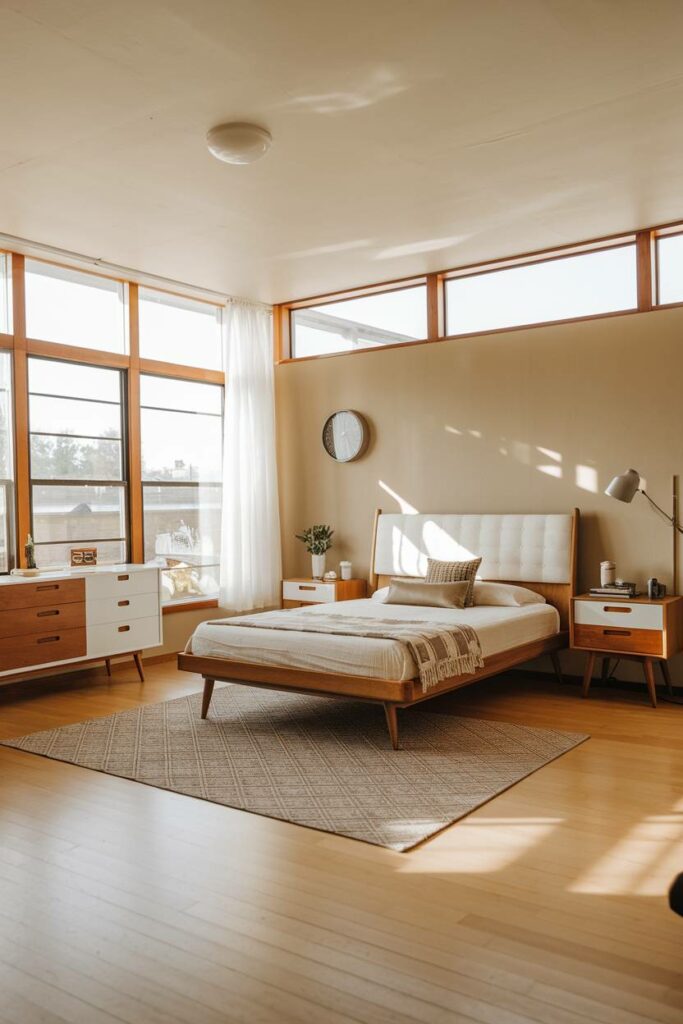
[[398, 816, 563, 873], [569, 812, 683, 895]]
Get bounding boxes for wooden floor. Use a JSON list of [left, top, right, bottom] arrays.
[[0, 661, 682, 1024]]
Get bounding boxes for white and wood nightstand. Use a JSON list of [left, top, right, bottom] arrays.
[[570, 593, 683, 706], [281, 577, 367, 608]]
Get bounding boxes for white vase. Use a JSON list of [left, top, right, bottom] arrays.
[[311, 553, 326, 579]]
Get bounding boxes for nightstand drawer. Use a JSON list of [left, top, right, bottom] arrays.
[[574, 601, 663, 630], [282, 581, 336, 603], [573, 623, 663, 656]]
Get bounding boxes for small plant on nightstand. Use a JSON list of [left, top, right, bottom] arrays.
[[296, 524, 334, 579]]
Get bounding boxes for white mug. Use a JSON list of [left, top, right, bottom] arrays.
[[339, 561, 352, 580]]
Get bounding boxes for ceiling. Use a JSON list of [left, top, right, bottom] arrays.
[[2, 0, 683, 304]]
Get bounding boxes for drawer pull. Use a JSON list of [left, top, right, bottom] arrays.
[[37, 609, 59, 618], [603, 605, 632, 613], [603, 628, 631, 637], [118, 625, 130, 633], [37, 635, 60, 644], [36, 584, 59, 592], [117, 574, 130, 582], [299, 585, 317, 591], [118, 599, 130, 607]]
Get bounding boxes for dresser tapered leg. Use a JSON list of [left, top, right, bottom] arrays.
[[201, 678, 215, 719], [581, 652, 596, 698], [383, 703, 399, 750], [643, 658, 657, 707], [659, 660, 674, 695], [105, 658, 112, 677], [133, 652, 145, 682]]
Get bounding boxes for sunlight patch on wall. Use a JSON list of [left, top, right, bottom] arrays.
[[575, 464, 598, 492], [378, 480, 418, 514]]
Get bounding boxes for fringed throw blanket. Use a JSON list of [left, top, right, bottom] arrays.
[[208, 612, 484, 692]]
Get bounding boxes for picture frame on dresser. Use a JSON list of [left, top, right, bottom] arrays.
[[0, 565, 163, 684]]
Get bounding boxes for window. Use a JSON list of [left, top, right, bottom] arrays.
[[0, 254, 10, 334], [28, 358, 127, 567], [445, 245, 637, 336], [25, 259, 127, 352], [139, 288, 223, 369], [0, 351, 15, 571], [656, 233, 683, 305], [140, 375, 222, 604], [291, 284, 428, 357]]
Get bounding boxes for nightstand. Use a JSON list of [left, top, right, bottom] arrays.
[[281, 577, 367, 609], [570, 593, 683, 706]]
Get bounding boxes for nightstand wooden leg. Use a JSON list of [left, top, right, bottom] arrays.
[[582, 652, 596, 698], [601, 657, 611, 682], [133, 652, 145, 683], [104, 658, 112, 677], [643, 658, 657, 707], [550, 651, 564, 685], [659, 660, 674, 695]]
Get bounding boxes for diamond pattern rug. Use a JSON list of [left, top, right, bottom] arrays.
[[1, 685, 588, 850]]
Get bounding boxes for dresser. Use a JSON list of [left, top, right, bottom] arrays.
[[570, 593, 683, 706], [0, 565, 162, 682], [281, 577, 367, 608]]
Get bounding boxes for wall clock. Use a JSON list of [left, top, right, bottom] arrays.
[[322, 410, 369, 463]]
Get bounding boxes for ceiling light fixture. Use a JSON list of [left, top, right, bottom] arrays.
[[206, 122, 272, 165]]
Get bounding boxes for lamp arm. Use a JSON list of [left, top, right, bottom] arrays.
[[640, 489, 683, 534]]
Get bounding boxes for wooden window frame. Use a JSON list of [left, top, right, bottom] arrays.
[[275, 217, 683, 364], [4, 252, 225, 614]]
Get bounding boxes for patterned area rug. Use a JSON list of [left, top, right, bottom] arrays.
[[1, 685, 588, 851]]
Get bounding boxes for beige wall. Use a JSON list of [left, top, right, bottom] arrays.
[[276, 306, 683, 678]]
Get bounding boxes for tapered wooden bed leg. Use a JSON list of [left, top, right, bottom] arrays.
[[550, 651, 564, 685], [201, 678, 215, 719], [383, 703, 399, 750]]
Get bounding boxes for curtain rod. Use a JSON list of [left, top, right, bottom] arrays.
[[0, 230, 269, 309]]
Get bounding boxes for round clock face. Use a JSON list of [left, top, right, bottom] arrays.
[[322, 410, 369, 463]]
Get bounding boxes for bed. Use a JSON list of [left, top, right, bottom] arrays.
[[178, 509, 579, 748]]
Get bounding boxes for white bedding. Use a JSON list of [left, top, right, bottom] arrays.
[[189, 598, 560, 681]]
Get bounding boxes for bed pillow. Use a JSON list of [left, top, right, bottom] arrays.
[[371, 586, 391, 601], [425, 557, 481, 607], [385, 578, 470, 609], [473, 582, 546, 607]]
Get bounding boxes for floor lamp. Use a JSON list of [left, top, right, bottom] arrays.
[[605, 468, 681, 595]]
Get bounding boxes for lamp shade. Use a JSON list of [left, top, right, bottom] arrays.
[[605, 468, 641, 503]]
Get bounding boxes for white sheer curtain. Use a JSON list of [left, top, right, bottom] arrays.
[[220, 300, 281, 611]]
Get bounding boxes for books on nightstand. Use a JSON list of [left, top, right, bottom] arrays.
[[589, 582, 640, 599]]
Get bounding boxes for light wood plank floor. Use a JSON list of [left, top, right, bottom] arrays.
[[0, 661, 682, 1024]]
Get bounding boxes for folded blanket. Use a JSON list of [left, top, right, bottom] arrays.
[[207, 611, 484, 692]]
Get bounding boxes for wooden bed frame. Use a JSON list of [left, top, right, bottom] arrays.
[[178, 508, 579, 749]]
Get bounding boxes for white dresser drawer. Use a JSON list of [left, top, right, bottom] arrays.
[[87, 616, 161, 658], [574, 600, 663, 630], [86, 569, 159, 601], [87, 592, 160, 626], [282, 580, 336, 603]]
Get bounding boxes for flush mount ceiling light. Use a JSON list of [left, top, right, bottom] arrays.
[[206, 122, 272, 164]]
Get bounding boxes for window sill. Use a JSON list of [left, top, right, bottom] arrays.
[[162, 598, 219, 615]]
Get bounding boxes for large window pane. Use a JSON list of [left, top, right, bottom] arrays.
[[139, 288, 222, 370], [446, 246, 637, 336], [0, 254, 9, 334], [0, 351, 14, 571], [141, 374, 223, 604], [25, 259, 127, 352], [291, 285, 427, 358], [657, 234, 683, 305], [29, 358, 127, 568]]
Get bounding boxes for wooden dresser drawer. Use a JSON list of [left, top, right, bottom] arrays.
[[0, 601, 85, 639], [282, 580, 336, 603], [85, 570, 158, 601], [0, 627, 86, 672], [87, 592, 160, 626], [0, 578, 84, 611], [573, 623, 663, 656], [87, 616, 161, 658], [574, 600, 663, 630]]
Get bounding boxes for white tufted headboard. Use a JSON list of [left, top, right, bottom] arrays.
[[370, 509, 579, 628]]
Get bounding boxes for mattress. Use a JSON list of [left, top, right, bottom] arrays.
[[188, 598, 560, 681]]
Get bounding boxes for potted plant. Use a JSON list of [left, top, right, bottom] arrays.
[[296, 524, 334, 579]]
